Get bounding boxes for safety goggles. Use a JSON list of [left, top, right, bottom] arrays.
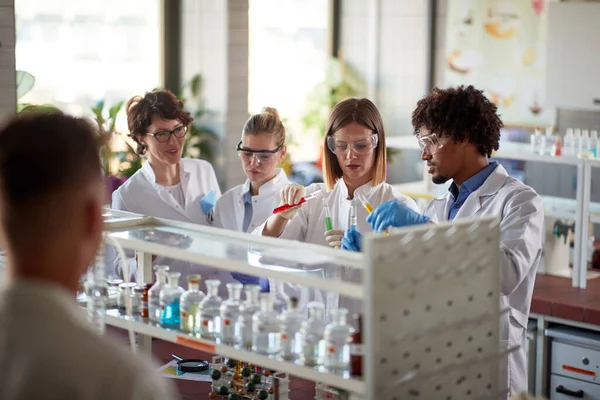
[[148, 125, 188, 143], [326, 134, 379, 156], [416, 133, 446, 155], [236, 141, 283, 164]]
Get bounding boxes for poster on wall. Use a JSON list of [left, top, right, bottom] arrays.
[[444, 0, 556, 127]]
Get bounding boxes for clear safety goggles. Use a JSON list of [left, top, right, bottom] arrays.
[[417, 133, 446, 155], [326, 134, 379, 156], [236, 141, 283, 164]]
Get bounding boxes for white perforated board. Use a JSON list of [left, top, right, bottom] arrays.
[[363, 216, 502, 399]]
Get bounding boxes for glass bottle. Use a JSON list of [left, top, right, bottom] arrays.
[[591, 130, 599, 158], [148, 265, 170, 323], [87, 242, 107, 335], [220, 282, 243, 345], [238, 284, 261, 349], [530, 128, 542, 154], [564, 128, 575, 157], [301, 301, 326, 366], [581, 129, 591, 156], [349, 314, 363, 377], [252, 293, 280, 355], [198, 279, 222, 339], [180, 274, 205, 333], [324, 308, 353, 372], [159, 272, 184, 328], [279, 297, 304, 361]]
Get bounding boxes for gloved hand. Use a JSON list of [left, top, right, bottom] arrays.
[[278, 183, 305, 220], [341, 229, 362, 252], [325, 229, 345, 249], [231, 273, 270, 293], [367, 200, 430, 232]]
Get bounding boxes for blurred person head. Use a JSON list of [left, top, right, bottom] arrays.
[[322, 98, 387, 192], [0, 113, 104, 292], [237, 107, 287, 193], [412, 85, 503, 186], [126, 90, 193, 167]]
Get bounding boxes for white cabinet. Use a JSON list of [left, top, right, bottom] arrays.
[[546, 2, 600, 111]]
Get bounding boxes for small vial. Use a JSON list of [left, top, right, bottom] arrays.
[[238, 284, 261, 349], [252, 293, 280, 355], [148, 265, 170, 323], [349, 202, 358, 232], [180, 274, 205, 333], [220, 282, 243, 345], [279, 297, 304, 361], [324, 308, 353, 372], [159, 272, 184, 328], [301, 301, 326, 366], [198, 279, 222, 339], [323, 199, 333, 231]]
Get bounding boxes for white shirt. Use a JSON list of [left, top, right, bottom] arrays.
[[212, 169, 290, 233], [0, 280, 177, 400], [110, 159, 234, 294], [423, 164, 544, 397], [255, 179, 420, 314]]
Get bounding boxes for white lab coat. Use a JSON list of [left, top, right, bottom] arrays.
[[212, 169, 290, 233], [255, 179, 420, 315], [423, 164, 544, 398], [110, 159, 235, 293]]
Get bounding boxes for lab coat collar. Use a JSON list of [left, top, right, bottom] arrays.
[[141, 159, 192, 188], [336, 178, 376, 200], [241, 168, 288, 197]]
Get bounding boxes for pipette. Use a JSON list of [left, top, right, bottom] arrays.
[[357, 196, 390, 236], [349, 202, 358, 232], [273, 190, 322, 214], [323, 199, 333, 231]]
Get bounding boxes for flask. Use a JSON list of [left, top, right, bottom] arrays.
[[252, 293, 280, 355], [159, 272, 184, 328], [300, 301, 326, 366], [279, 297, 304, 361], [180, 274, 205, 333], [238, 284, 261, 349], [198, 279, 222, 339], [148, 265, 170, 323], [324, 308, 353, 371], [220, 282, 243, 345]]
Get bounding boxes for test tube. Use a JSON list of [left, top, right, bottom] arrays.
[[323, 199, 333, 231], [358, 196, 390, 236], [349, 202, 358, 232]]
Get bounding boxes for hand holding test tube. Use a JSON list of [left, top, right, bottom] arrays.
[[357, 195, 390, 236], [324, 199, 346, 249], [273, 189, 322, 215]]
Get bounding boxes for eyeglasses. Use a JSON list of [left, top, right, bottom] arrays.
[[148, 125, 188, 143], [236, 141, 283, 164], [417, 133, 446, 155], [326, 134, 379, 156]]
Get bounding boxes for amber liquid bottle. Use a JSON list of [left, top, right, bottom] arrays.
[[349, 313, 363, 378]]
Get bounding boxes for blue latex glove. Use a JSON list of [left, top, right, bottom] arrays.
[[199, 190, 217, 215], [367, 200, 430, 232], [341, 229, 362, 252], [231, 272, 270, 293]]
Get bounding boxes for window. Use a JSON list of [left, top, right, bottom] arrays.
[[248, 0, 330, 161], [15, 0, 162, 128]]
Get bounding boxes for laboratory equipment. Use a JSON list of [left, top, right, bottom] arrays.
[[591, 130, 599, 157], [300, 301, 326, 366], [324, 307, 353, 372], [581, 129, 591, 156], [552, 135, 563, 157], [278, 297, 304, 361], [198, 279, 222, 339], [541, 127, 553, 156], [238, 284, 261, 349], [563, 128, 575, 156], [349, 202, 358, 232], [148, 265, 170, 323], [172, 354, 209, 373], [357, 196, 389, 236], [180, 274, 205, 333], [575, 128, 582, 154], [530, 128, 542, 154], [141, 283, 152, 318], [220, 282, 243, 345], [253, 293, 281, 355], [117, 282, 136, 311], [349, 314, 363, 377], [130, 286, 144, 315], [323, 199, 333, 231], [159, 272, 184, 328], [272, 190, 322, 214], [87, 242, 107, 335]]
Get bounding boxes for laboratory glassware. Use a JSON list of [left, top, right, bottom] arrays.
[[220, 282, 243, 345], [180, 274, 205, 333], [279, 297, 304, 361], [238, 284, 261, 349], [159, 272, 184, 328], [252, 293, 281, 355], [198, 279, 223, 339], [148, 265, 170, 323], [324, 307, 353, 372]]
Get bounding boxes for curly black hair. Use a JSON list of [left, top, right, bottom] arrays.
[[411, 85, 503, 157], [126, 90, 193, 155]]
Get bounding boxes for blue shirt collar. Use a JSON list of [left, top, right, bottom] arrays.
[[449, 161, 499, 199], [242, 189, 253, 205]]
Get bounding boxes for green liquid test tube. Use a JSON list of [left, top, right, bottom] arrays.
[[323, 199, 333, 231], [325, 216, 333, 231]]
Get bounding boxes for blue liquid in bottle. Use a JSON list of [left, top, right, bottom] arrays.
[[161, 301, 180, 327]]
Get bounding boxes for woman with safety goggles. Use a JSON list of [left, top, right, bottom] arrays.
[[256, 98, 419, 311]]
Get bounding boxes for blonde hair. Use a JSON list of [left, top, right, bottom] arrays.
[[242, 107, 286, 147], [322, 98, 387, 191]]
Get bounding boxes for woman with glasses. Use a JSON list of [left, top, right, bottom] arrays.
[[211, 107, 289, 233], [256, 98, 419, 310], [110, 90, 228, 284]]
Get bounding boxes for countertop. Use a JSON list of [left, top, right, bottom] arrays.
[[531, 274, 600, 324]]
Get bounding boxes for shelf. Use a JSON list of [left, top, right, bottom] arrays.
[[106, 218, 365, 300], [104, 309, 365, 395], [386, 136, 581, 166]]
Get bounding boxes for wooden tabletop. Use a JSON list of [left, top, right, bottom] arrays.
[[531, 274, 600, 324]]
